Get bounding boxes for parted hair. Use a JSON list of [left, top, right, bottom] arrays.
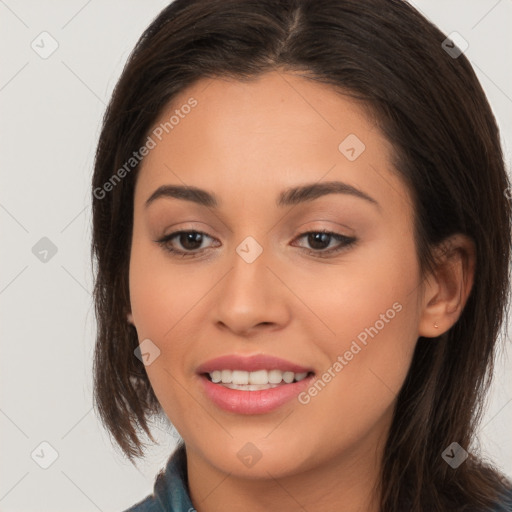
[[91, 1, 512, 510]]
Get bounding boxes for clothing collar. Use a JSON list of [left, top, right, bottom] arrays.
[[154, 441, 195, 511]]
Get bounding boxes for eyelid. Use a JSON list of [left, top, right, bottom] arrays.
[[291, 219, 356, 238]]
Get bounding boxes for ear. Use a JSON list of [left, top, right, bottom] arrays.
[[127, 312, 135, 325], [417, 234, 476, 338]]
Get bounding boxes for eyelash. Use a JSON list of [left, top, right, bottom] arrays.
[[155, 229, 357, 259]]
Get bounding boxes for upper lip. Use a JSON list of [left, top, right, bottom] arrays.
[[196, 354, 314, 374]]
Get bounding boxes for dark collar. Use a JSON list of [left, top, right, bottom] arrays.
[[153, 442, 195, 511], [124, 442, 195, 512]]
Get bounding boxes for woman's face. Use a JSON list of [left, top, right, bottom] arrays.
[[129, 70, 426, 482]]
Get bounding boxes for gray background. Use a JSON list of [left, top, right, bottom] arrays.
[[1, 1, 511, 510]]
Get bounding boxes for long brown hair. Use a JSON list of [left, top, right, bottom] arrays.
[[91, 1, 512, 510]]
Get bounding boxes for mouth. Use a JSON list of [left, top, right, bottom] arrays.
[[196, 354, 316, 414], [201, 369, 315, 391]]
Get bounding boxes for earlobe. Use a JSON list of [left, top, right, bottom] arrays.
[[417, 234, 476, 338], [127, 312, 134, 325]]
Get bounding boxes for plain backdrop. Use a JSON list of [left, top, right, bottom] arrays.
[[1, 1, 511, 511]]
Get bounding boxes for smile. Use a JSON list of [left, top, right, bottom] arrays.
[[196, 353, 316, 414], [206, 369, 311, 388]]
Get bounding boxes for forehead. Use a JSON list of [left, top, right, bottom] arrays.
[[148, 70, 378, 161], [135, 71, 412, 221]]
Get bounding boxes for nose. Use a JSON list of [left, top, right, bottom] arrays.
[[212, 237, 291, 337]]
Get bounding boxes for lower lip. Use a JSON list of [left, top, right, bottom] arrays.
[[198, 374, 315, 414]]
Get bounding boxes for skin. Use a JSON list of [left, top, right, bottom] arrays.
[[127, 70, 475, 512]]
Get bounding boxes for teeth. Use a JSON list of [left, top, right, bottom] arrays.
[[268, 369, 283, 384], [207, 369, 310, 385], [248, 369, 268, 385], [232, 370, 249, 385], [283, 371, 295, 384]]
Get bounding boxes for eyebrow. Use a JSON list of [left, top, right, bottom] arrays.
[[145, 181, 380, 210]]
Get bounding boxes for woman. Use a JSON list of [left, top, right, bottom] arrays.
[[91, 0, 512, 510]]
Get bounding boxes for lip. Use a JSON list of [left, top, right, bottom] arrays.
[[196, 353, 313, 374], [196, 353, 315, 414], [198, 373, 316, 414]]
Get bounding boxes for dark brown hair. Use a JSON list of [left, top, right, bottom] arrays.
[[91, 1, 512, 510]]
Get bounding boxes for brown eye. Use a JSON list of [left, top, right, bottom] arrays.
[[293, 230, 357, 257], [175, 232, 205, 251], [156, 230, 216, 257]]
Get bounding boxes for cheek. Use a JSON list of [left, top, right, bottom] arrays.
[[128, 237, 205, 340], [297, 240, 420, 408], [128, 237, 216, 396], [296, 288, 418, 456], [128, 242, 193, 420], [292, 235, 419, 351]]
